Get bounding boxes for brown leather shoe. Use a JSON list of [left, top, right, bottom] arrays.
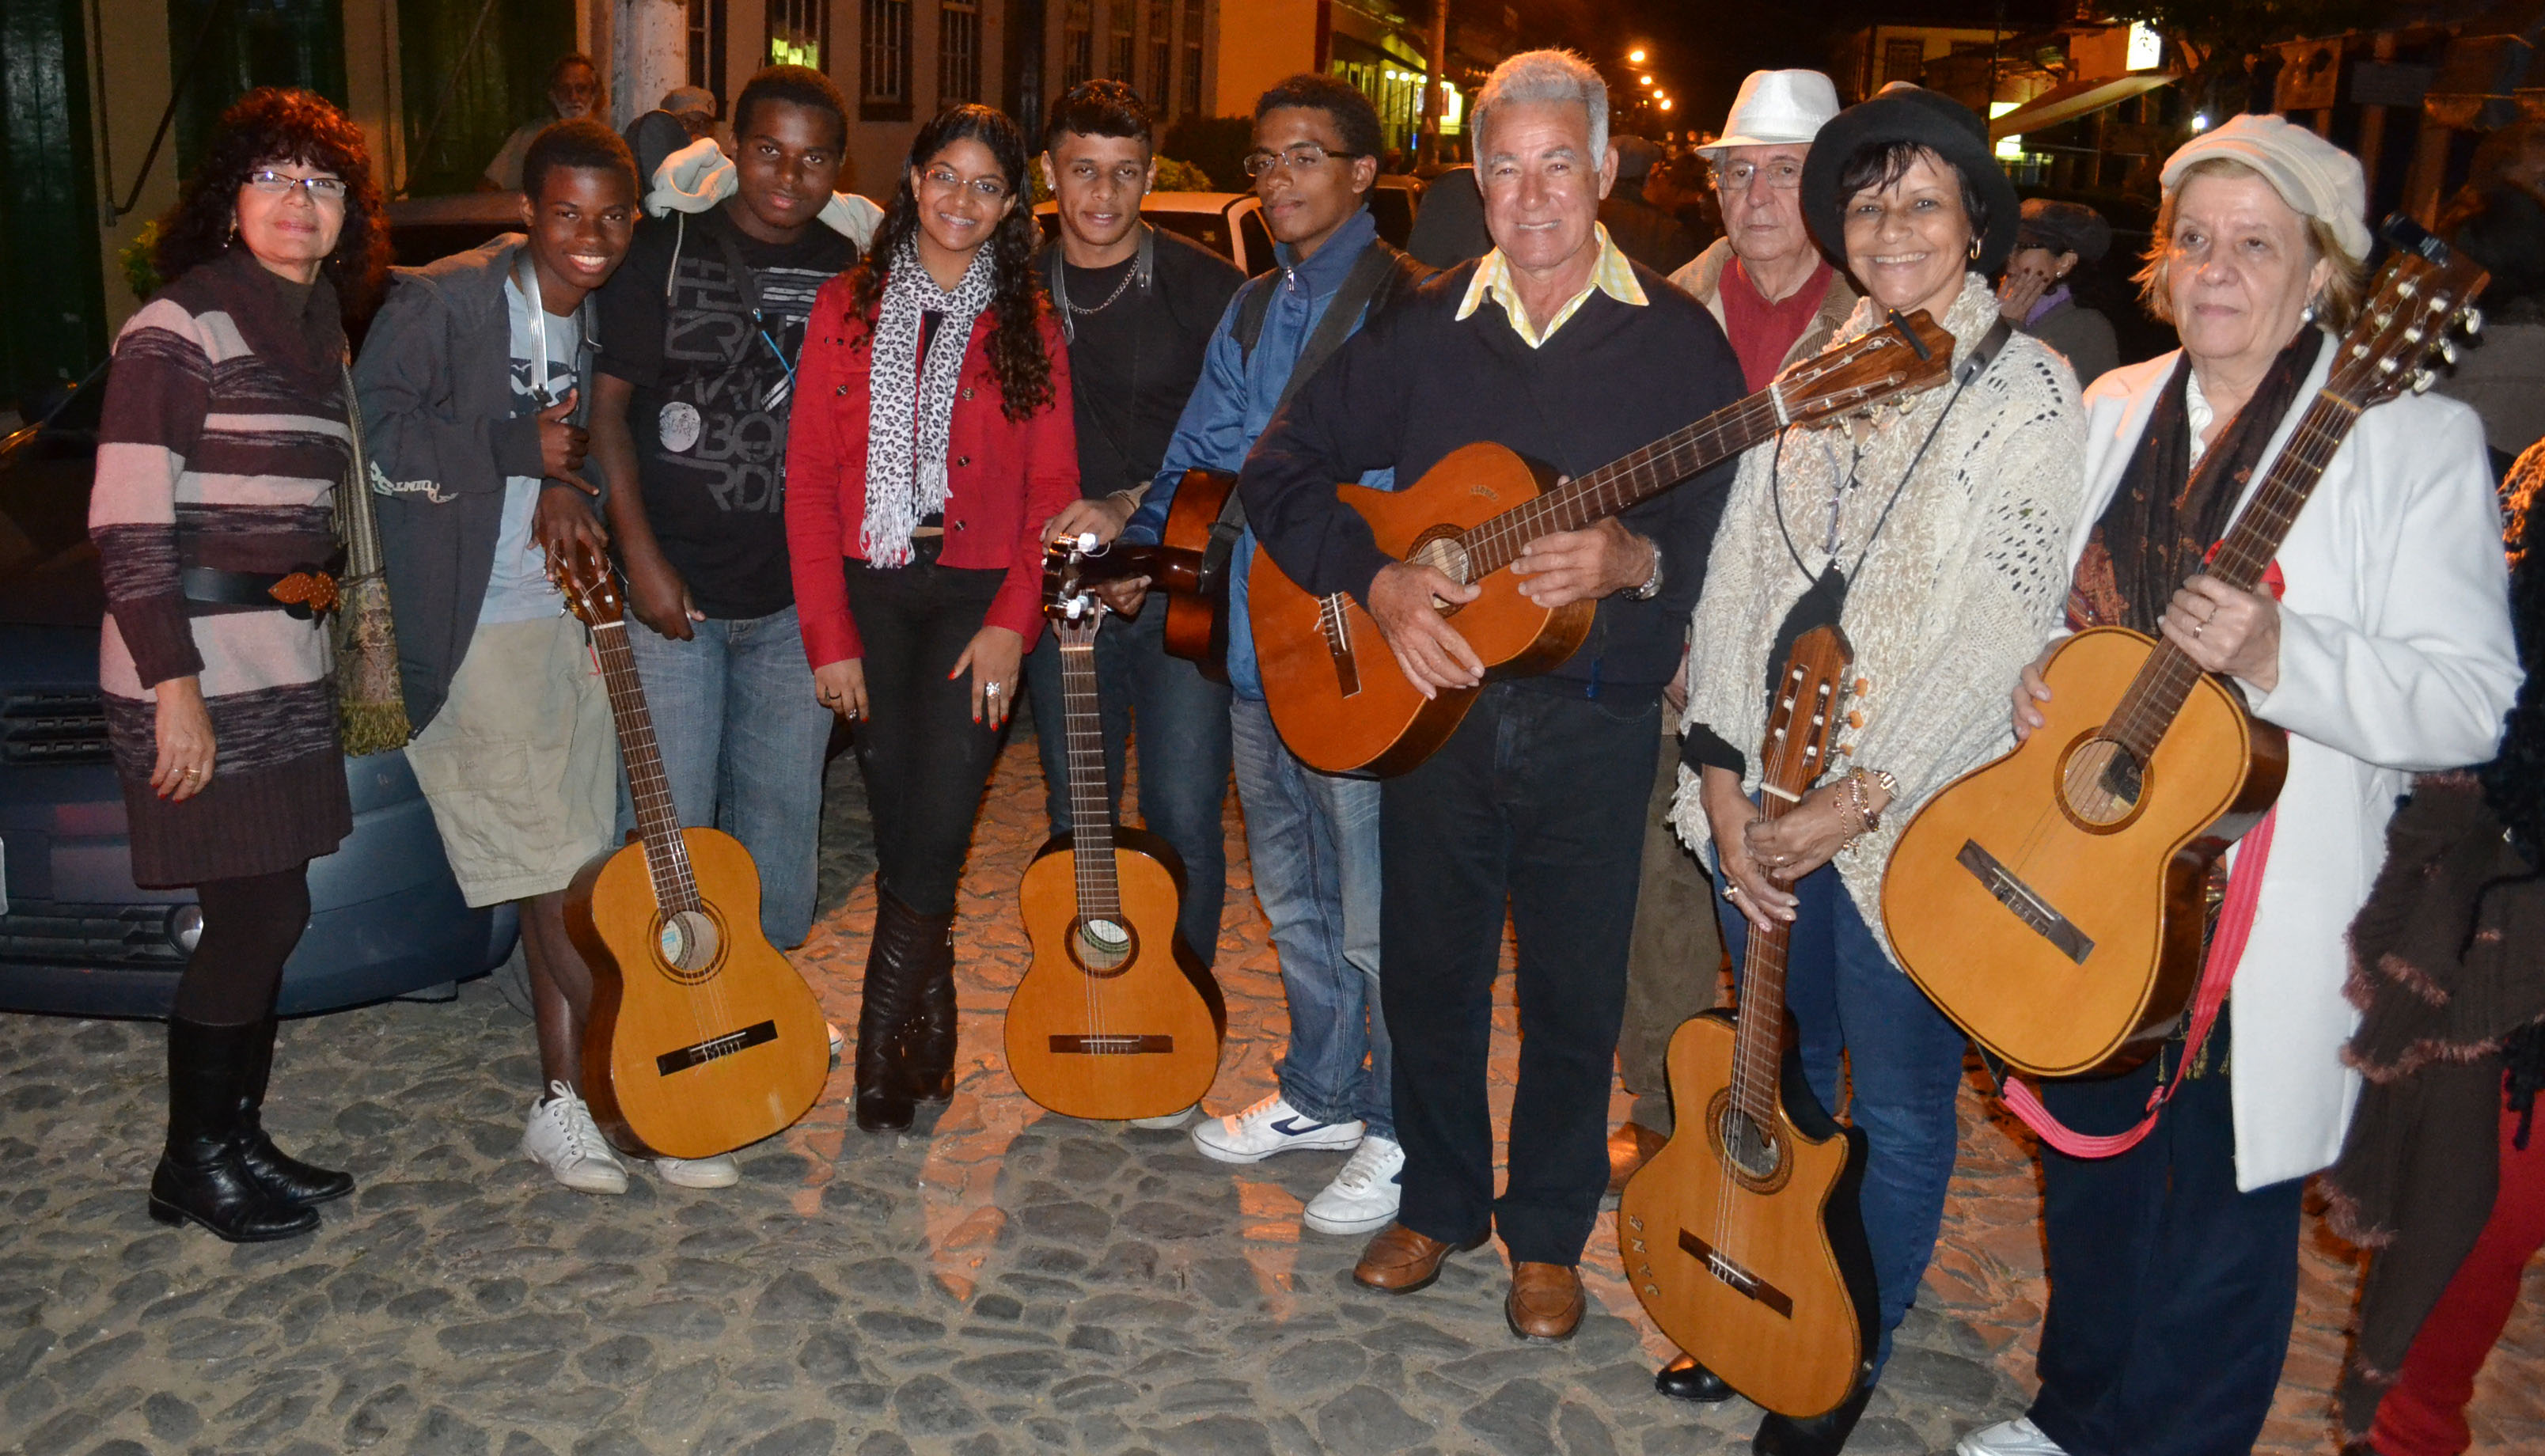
[[1505, 1261, 1584, 1342], [1352, 1222, 1485, 1294], [1606, 1121, 1668, 1195]]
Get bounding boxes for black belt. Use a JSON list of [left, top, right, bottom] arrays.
[[180, 559, 345, 620]]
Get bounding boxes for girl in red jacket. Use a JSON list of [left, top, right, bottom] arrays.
[[785, 104, 1079, 1132]]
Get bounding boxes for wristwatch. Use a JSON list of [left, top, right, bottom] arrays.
[[1626, 539, 1663, 601]]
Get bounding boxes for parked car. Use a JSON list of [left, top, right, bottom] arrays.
[[1036, 191, 1276, 275], [1369, 174, 1424, 249], [0, 373, 515, 1019]]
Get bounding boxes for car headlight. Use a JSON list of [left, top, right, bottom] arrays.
[[166, 904, 203, 954]]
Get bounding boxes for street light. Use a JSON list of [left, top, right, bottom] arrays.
[[1629, 47, 1647, 63], [1659, 99, 1673, 111]]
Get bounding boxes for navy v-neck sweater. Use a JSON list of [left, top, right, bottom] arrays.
[[1238, 256, 1745, 697]]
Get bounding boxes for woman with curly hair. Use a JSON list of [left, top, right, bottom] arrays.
[[89, 87, 388, 1242], [784, 104, 1077, 1132]]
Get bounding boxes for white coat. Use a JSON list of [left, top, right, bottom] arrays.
[[2069, 339, 2522, 1191]]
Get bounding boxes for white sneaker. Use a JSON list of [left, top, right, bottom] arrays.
[[522, 1082, 628, 1195], [1303, 1135, 1403, 1234], [648, 1153, 740, 1189], [1129, 1104, 1198, 1131], [1957, 1417, 2069, 1456], [1189, 1094, 1364, 1164]]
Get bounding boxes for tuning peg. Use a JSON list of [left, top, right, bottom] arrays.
[[2437, 339, 2460, 366], [2378, 357, 2399, 377], [2461, 306, 2484, 336], [2411, 368, 2436, 394]]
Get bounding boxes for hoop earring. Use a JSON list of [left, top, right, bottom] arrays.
[[1967, 237, 1982, 263]]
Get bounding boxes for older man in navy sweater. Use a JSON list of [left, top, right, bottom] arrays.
[[1239, 49, 1745, 1340]]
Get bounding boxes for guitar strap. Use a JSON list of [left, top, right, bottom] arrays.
[[1992, 806, 2278, 1158], [1204, 240, 1427, 581]]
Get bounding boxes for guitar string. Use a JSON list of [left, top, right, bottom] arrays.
[[593, 620, 726, 1047]]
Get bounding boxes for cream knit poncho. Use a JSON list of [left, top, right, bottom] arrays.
[[1671, 273, 2087, 954]]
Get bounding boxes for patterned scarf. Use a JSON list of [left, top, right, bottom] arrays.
[[862, 240, 996, 566]]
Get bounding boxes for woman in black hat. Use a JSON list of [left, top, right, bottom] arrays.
[[2000, 198, 2120, 387], [1662, 85, 2087, 1453]]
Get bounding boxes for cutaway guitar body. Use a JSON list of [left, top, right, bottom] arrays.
[[569, 828, 830, 1159], [1009, 824, 1227, 1120], [1883, 627, 2285, 1075], [1618, 1010, 1876, 1419]]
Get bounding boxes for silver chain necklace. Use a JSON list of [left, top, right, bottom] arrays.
[[1061, 256, 1138, 317]]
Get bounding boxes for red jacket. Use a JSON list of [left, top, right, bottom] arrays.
[[784, 275, 1079, 666]]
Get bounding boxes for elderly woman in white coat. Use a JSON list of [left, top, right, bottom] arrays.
[[1957, 116, 2523, 1456]]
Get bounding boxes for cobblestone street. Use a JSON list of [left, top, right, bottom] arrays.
[[3, 722, 2539, 1456]]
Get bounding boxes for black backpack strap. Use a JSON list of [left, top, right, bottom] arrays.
[[1233, 269, 1279, 364]]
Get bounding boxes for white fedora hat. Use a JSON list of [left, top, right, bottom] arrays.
[[1700, 70, 1843, 157]]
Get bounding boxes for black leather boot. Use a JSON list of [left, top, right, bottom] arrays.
[[148, 1019, 320, 1242], [898, 900, 959, 1105], [1752, 1375, 1873, 1456], [854, 887, 931, 1132], [235, 1014, 354, 1204]]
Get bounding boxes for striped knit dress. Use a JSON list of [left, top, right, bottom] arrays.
[[91, 247, 355, 887]]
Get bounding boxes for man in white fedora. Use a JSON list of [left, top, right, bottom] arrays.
[[1603, 68, 1863, 1230]]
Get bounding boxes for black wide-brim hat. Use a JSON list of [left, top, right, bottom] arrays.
[[1800, 85, 2021, 279]]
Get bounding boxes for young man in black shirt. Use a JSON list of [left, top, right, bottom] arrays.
[[1024, 82, 1246, 1026], [587, 66, 857, 950]]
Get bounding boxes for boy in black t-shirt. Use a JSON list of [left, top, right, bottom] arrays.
[[588, 66, 856, 950]]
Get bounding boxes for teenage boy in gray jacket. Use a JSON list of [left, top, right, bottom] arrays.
[[361, 121, 735, 1196]]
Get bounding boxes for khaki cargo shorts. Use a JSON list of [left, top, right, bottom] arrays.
[[406, 614, 619, 907]]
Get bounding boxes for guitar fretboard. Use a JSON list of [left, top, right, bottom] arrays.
[[1456, 392, 1792, 580], [588, 620, 704, 915], [2099, 389, 2359, 761], [1057, 631, 1121, 922]]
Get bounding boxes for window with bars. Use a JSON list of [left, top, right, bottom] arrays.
[[1064, 1, 1094, 89], [1147, 0, 1170, 105], [1110, 2, 1135, 81], [1881, 37, 1925, 86], [1180, 0, 1202, 116], [939, 0, 980, 105], [863, 0, 912, 118], [689, 0, 730, 97], [768, 0, 828, 67]]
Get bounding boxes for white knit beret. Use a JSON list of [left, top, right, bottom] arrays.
[[2160, 113, 2372, 265]]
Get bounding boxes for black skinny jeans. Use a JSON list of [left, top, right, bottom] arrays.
[[171, 864, 311, 1025], [843, 543, 1009, 918]]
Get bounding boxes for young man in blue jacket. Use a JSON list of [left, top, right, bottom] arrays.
[[363, 123, 737, 1194], [1115, 74, 1424, 1237]]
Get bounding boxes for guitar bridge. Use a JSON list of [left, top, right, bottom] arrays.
[[1318, 593, 1360, 698], [1049, 1034, 1174, 1055], [1956, 840, 2095, 965], [1677, 1228, 1793, 1318], [656, 1019, 780, 1076]]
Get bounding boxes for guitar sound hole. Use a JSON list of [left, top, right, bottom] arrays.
[[2061, 737, 2147, 828], [657, 908, 722, 980], [1071, 917, 1136, 976], [1716, 1106, 1781, 1181], [1409, 533, 1473, 598]]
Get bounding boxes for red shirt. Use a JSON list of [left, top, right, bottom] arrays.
[[784, 275, 1080, 666], [1716, 256, 1835, 392]]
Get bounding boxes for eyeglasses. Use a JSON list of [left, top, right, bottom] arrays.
[[1715, 160, 1803, 192], [921, 165, 1011, 201], [245, 169, 348, 202], [1241, 144, 1367, 178]]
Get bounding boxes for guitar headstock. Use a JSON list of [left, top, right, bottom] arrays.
[[1759, 624, 1855, 801], [1041, 539, 1103, 643], [552, 540, 625, 629], [2326, 217, 2490, 411], [1772, 310, 1958, 427]]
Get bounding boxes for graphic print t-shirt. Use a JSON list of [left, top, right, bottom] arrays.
[[597, 206, 855, 619]]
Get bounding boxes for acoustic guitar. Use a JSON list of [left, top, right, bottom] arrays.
[[1618, 624, 1876, 1419], [1882, 219, 2490, 1077], [553, 543, 832, 1158], [1005, 543, 1227, 1119], [1248, 310, 1957, 776]]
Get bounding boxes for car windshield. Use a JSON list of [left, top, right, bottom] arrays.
[[0, 374, 108, 628]]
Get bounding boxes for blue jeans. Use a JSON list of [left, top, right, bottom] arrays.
[[1023, 601, 1234, 965], [1230, 693, 1389, 1139], [619, 604, 833, 949], [1720, 863, 1969, 1374]]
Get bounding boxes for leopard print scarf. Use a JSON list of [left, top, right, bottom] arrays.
[[862, 240, 996, 566]]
